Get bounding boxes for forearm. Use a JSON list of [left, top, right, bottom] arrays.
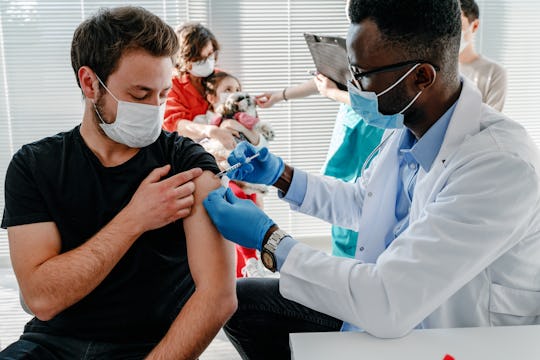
[[146, 287, 237, 360], [283, 78, 318, 101], [176, 120, 216, 140], [23, 210, 142, 320], [327, 88, 351, 105]]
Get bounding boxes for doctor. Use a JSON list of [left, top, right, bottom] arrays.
[[204, 0, 540, 358]]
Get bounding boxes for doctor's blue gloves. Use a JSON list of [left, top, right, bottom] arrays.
[[227, 142, 284, 185], [204, 186, 275, 251]]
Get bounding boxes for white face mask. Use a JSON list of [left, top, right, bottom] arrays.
[[190, 55, 215, 77], [94, 76, 164, 148]]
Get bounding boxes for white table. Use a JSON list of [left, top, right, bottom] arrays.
[[290, 325, 540, 360]]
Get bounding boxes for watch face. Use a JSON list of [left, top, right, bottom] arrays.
[[261, 251, 275, 271]]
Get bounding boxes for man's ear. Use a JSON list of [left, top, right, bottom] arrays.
[[471, 19, 480, 34], [414, 63, 438, 91], [79, 66, 99, 101]]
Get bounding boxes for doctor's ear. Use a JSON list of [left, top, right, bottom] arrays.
[[414, 63, 438, 91]]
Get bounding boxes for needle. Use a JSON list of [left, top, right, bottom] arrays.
[[215, 152, 260, 178]]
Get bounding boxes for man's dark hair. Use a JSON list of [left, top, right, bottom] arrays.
[[71, 6, 179, 89], [347, 0, 461, 82], [460, 0, 480, 22]]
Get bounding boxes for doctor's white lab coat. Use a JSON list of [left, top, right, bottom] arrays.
[[279, 78, 540, 338]]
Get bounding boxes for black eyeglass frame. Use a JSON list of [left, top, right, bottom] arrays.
[[349, 60, 440, 89]]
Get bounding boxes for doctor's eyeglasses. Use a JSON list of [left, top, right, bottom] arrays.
[[349, 60, 440, 90]]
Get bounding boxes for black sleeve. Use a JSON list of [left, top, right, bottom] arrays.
[[171, 136, 221, 175], [1, 147, 51, 228]]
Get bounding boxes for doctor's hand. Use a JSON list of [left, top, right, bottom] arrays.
[[227, 141, 284, 185], [204, 187, 275, 251]]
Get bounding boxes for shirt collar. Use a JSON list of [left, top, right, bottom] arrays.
[[398, 100, 458, 171]]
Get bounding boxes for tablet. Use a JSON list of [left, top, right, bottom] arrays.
[[304, 32, 350, 91]]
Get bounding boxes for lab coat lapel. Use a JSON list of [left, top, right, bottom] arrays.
[[411, 78, 483, 220]]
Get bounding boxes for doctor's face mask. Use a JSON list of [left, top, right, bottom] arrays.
[[348, 62, 423, 129], [93, 75, 164, 148]]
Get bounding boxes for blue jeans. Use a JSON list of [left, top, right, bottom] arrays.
[[0, 332, 156, 359], [224, 278, 342, 360]]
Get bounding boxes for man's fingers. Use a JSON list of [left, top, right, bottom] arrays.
[[176, 181, 196, 199], [176, 194, 195, 209], [141, 164, 171, 185], [162, 167, 203, 188], [175, 208, 192, 220]]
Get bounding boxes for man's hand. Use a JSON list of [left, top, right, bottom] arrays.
[[227, 142, 284, 185], [125, 165, 203, 233], [203, 187, 275, 251]]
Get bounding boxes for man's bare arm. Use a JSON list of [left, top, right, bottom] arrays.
[[146, 171, 237, 360], [9, 165, 202, 321]]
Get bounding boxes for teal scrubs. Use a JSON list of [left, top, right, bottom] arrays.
[[322, 104, 384, 258]]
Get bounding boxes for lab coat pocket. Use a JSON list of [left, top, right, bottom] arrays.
[[489, 283, 540, 325]]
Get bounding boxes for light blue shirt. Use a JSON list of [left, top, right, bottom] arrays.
[[387, 102, 457, 248], [275, 101, 458, 331]]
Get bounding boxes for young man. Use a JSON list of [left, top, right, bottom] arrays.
[[459, 0, 507, 111], [1, 6, 236, 359], [203, 0, 540, 358]]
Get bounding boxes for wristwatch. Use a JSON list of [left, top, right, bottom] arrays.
[[261, 228, 289, 272]]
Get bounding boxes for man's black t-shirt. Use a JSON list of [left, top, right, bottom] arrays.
[[1, 126, 220, 343]]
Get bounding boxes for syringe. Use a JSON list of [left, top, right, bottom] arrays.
[[215, 152, 261, 178]]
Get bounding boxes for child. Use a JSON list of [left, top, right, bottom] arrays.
[[199, 72, 274, 278], [195, 72, 271, 150]]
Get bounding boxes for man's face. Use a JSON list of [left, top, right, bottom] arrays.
[[94, 49, 173, 124], [347, 20, 416, 116]]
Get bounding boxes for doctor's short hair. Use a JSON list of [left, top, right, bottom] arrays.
[[70, 6, 179, 89], [460, 0, 480, 22], [347, 0, 461, 83]]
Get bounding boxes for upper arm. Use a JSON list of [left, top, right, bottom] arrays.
[[183, 171, 236, 293], [8, 222, 61, 292], [486, 67, 507, 111]]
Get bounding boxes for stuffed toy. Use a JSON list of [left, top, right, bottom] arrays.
[[200, 92, 275, 196], [212, 92, 274, 142]]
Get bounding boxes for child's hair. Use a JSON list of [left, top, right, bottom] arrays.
[[204, 71, 241, 109]]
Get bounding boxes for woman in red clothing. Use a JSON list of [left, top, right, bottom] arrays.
[[165, 23, 268, 277], [163, 22, 238, 150]]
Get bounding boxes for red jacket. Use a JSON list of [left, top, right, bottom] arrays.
[[163, 74, 209, 132]]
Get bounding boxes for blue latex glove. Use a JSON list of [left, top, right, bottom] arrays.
[[227, 141, 284, 185], [204, 187, 275, 251]]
